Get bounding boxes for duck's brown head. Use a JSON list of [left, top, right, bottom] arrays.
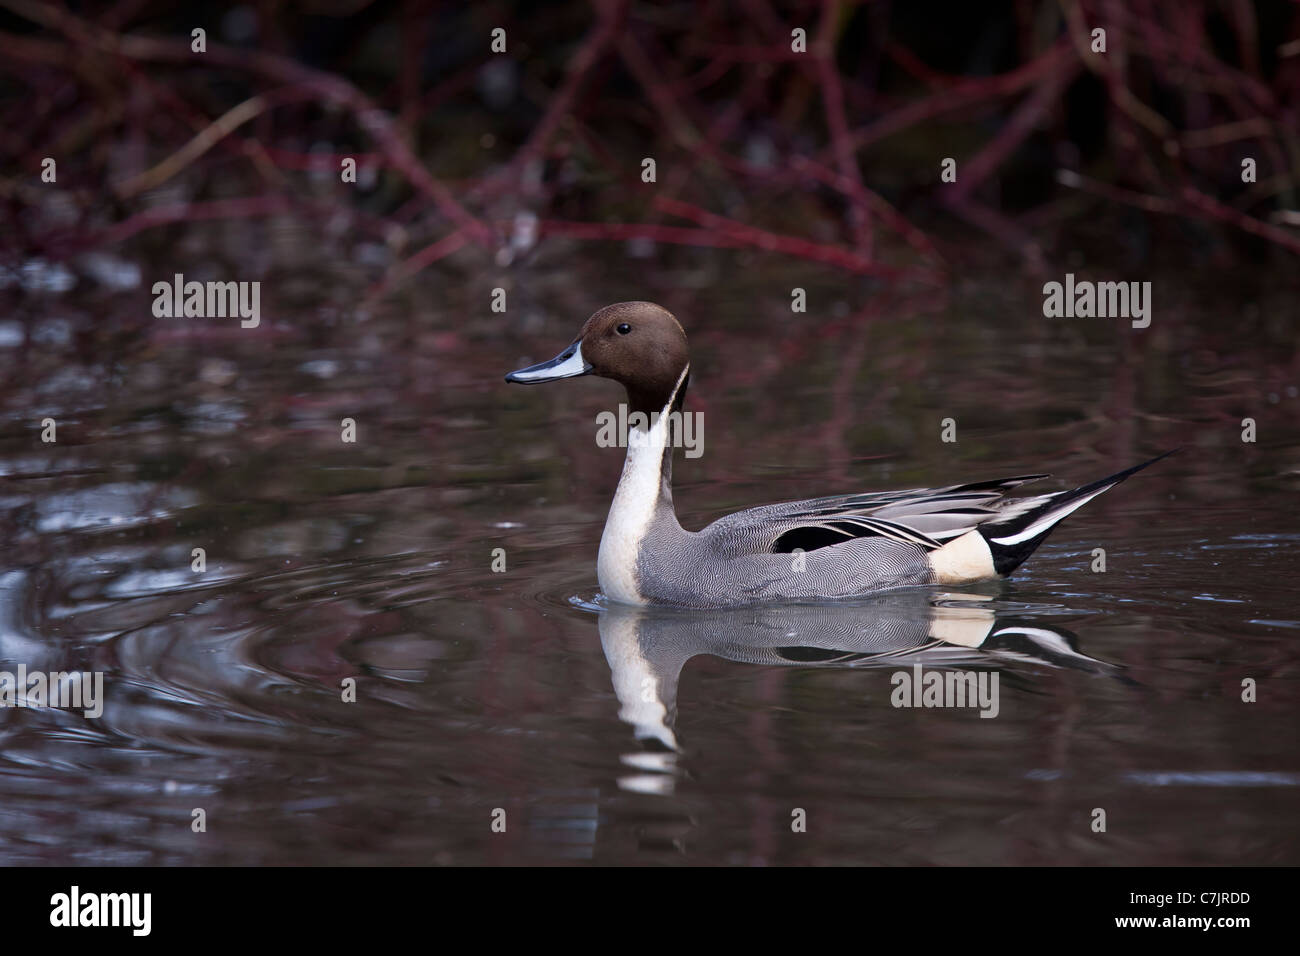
[[506, 302, 689, 414]]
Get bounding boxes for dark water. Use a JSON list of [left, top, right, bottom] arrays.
[[1, 250, 1297, 865]]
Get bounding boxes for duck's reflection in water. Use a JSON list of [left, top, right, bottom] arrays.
[[596, 589, 1115, 794]]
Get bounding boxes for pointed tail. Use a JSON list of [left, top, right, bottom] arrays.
[[978, 450, 1177, 575]]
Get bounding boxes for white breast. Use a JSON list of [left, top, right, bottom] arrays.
[[597, 411, 672, 605]]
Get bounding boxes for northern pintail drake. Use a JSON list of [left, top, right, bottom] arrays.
[[506, 302, 1170, 608]]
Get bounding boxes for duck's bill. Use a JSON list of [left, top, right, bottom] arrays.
[[505, 341, 592, 384]]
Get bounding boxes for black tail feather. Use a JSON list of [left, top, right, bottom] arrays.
[[978, 449, 1178, 575]]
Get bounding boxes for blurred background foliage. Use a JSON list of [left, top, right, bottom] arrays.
[[1, 0, 1298, 299]]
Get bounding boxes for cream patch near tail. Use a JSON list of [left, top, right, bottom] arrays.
[[927, 529, 997, 584]]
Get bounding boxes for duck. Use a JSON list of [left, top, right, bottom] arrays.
[[506, 301, 1170, 608]]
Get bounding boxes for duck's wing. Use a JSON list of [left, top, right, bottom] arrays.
[[699, 474, 1050, 557]]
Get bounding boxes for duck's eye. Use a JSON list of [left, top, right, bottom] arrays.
[[616, 323, 631, 335]]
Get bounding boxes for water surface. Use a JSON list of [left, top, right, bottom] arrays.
[[1, 251, 1297, 864]]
